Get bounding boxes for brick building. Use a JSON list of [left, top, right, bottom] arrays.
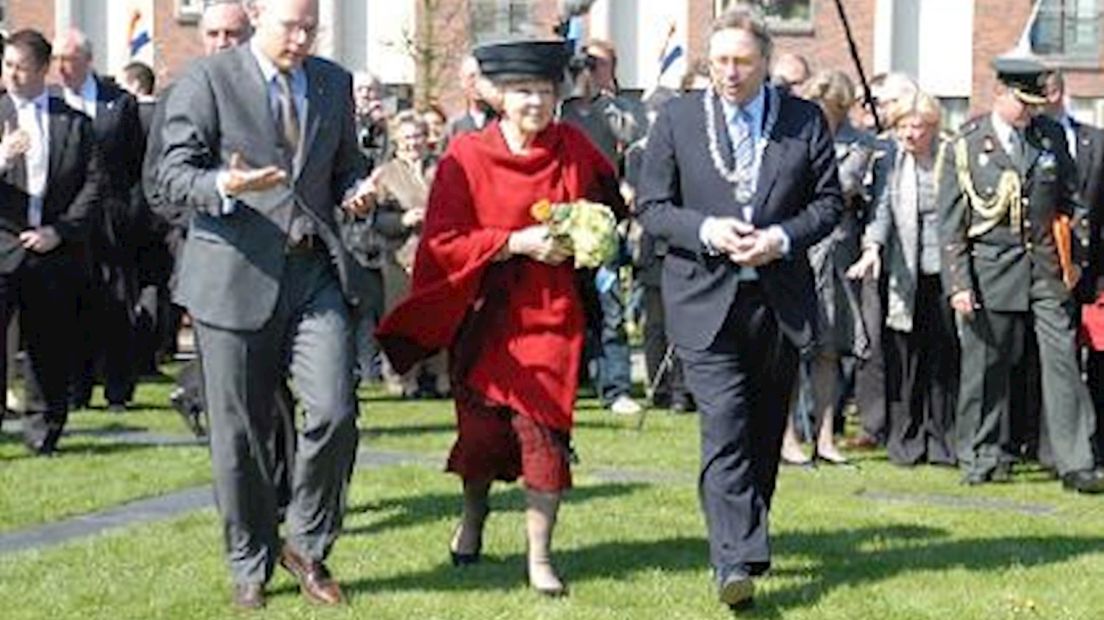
[[0, 0, 1101, 126]]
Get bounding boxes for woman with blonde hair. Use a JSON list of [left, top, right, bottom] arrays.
[[848, 90, 957, 466]]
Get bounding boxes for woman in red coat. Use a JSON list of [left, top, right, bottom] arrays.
[[377, 39, 622, 596]]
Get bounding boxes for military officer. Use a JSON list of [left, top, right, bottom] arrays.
[[938, 57, 1104, 492]]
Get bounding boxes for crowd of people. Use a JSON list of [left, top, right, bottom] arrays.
[[0, 0, 1102, 613]]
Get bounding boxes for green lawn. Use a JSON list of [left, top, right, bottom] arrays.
[[2, 378, 1104, 619]]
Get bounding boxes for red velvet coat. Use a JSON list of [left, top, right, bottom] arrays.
[[376, 121, 618, 431]]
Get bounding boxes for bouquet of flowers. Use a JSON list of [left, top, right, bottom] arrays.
[[530, 198, 618, 269]]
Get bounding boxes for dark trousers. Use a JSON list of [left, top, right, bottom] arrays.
[[885, 275, 957, 466], [642, 283, 688, 406], [0, 257, 78, 452], [678, 285, 798, 576], [1087, 349, 1104, 464], [854, 273, 888, 441], [71, 273, 138, 406]]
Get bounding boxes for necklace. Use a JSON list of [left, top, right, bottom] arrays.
[[703, 85, 779, 203]]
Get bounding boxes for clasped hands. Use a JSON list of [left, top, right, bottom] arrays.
[[701, 217, 784, 267], [498, 224, 571, 265], [219, 152, 377, 216]]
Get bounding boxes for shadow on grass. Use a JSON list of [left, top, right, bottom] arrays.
[[333, 521, 1104, 617], [343, 482, 646, 540]]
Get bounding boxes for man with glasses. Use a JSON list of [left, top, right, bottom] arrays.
[[156, 0, 377, 609]]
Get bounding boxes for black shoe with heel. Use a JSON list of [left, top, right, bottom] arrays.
[[449, 524, 483, 566]]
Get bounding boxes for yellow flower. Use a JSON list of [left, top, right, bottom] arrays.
[[530, 199, 553, 223]]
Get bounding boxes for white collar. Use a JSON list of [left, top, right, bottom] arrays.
[[11, 91, 48, 110], [990, 111, 1019, 149], [65, 74, 97, 103]]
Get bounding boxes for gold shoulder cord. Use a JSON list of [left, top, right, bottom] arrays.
[[954, 138, 1022, 238]]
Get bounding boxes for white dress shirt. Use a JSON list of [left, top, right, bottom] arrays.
[[62, 74, 98, 121], [11, 92, 50, 227], [990, 111, 1021, 162], [1058, 113, 1078, 160]]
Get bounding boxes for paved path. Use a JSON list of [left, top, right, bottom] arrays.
[[0, 425, 1064, 557]]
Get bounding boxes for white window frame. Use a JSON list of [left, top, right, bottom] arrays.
[[176, 0, 202, 24], [714, 0, 814, 34], [470, 0, 532, 44], [1030, 0, 1101, 67]]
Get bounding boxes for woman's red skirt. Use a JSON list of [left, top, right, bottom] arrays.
[[446, 390, 572, 492]]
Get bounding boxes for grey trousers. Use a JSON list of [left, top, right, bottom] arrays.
[[195, 252, 359, 585], [957, 294, 1095, 476]]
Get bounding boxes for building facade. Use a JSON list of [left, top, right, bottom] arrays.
[[1, 0, 1102, 125]]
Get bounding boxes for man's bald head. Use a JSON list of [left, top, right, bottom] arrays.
[[201, 0, 252, 55], [250, 0, 319, 72]]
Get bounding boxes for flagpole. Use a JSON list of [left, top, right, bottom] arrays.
[[832, 0, 880, 133]]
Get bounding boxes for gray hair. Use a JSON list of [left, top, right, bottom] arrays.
[[55, 28, 93, 59], [710, 4, 773, 60]]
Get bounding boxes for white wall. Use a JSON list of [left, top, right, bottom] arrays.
[[915, 0, 973, 97], [879, 0, 973, 98], [591, 0, 689, 91], [54, 0, 154, 77], [364, 0, 415, 83]]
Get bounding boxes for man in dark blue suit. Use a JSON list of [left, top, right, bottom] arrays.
[[637, 4, 842, 610]]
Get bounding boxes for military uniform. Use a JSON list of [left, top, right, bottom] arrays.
[[937, 79, 1099, 486]]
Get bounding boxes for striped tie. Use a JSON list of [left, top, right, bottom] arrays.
[[732, 107, 754, 173]]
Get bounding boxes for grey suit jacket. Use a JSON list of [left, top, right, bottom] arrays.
[[157, 46, 371, 330]]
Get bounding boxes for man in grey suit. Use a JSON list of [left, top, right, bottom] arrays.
[[156, 0, 375, 609]]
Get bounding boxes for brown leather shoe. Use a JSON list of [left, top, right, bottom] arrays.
[[279, 545, 345, 605], [232, 583, 265, 610]]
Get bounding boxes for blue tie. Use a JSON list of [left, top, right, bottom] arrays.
[[732, 107, 755, 173]]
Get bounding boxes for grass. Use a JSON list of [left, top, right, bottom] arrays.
[[2, 376, 1104, 619]]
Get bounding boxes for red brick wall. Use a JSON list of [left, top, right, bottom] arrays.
[[973, 0, 1104, 111], [771, 0, 877, 89], [7, 1, 54, 36], [685, 0, 876, 91], [151, 0, 204, 93], [427, 0, 561, 116], [971, 0, 1033, 115]]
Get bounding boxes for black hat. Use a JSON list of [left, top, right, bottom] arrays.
[[473, 39, 571, 83], [992, 56, 1048, 105]]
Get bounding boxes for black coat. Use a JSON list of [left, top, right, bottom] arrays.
[[0, 95, 103, 273], [636, 88, 843, 353]]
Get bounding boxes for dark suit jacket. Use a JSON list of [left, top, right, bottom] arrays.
[[84, 77, 143, 197], [157, 45, 370, 330], [1069, 119, 1104, 301], [637, 89, 843, 352], [0, 95, 102, 273], [938, 114, 1080, 312]]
